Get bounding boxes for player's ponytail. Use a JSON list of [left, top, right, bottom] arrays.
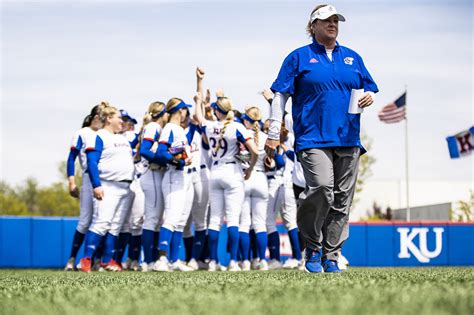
[[82, 114, 92, 128], [244, 106, 262, 146], [134, 101, 166, 162], [214, 97, 234, 155]]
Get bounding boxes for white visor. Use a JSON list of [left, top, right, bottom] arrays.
[[310, 5, 346, 23]]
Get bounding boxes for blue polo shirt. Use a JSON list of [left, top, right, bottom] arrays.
[[271, 40, 378, 153]]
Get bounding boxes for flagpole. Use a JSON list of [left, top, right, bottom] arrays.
[[405, 87, 410, 221]]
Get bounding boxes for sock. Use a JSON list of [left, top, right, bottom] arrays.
[[102, 233, 118, 264], [129, 235, 141, 261], [249, 229, 257, 260], [69, 230, 85, 258], [152, 231, 160, 261], [183, 236, 194, 262], [158, 227, 173, 256], [268, 231, 280, 261], [83, 231, 103, 258], [200, 234, 210, 261], [192, 230, 207, 260], [170, 231, 183, 263], [227, 226, 239, 261], [114, 232, 131, 263], [208, 229, 219, 262], [141, 229, 154, 263], [288, 228, 302, 260], [239, 232, 250, 261], [256, 232, 268, 260]]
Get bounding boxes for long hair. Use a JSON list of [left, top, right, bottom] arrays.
[[215, 97, 234, 155], [134, 101, 166, 162], [83, 101, 110, 128], [244, 106, 262, 146]]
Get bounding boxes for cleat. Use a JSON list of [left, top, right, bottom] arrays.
[[227, 260, 241, 272], [104, 259, 122, 272], [323, 260, 342, 273], [219, 264, 227, 272], [304, 249, 323, 273], [122, 258, 132, 270], [153, 256, 171, 272], [130, 260, 140, 271], [187, 259, 199, 271], [92, 259, 101, 271], [78, 257, 92, 273], [64, 257, 75, 271], [267, 259, 283, 270], [208, 260, 217, 272], [257, 259, 269, 271], [251, 258, 259, 270], [240, 260, 251, 271], [338, 255, 349, 271], [141, 262, 153, 273], [170, 260, 194, 272], [197, 260, 209, 270], [282, 258, 299, 269]]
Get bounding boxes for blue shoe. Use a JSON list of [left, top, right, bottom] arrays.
[[323, 260, 342, 273], [304, 249, 323, 273]]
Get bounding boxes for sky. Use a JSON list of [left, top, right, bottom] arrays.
[[1, 0, 473, 194]]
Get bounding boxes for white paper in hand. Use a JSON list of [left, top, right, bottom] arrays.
[[348, 89, 364, 114]]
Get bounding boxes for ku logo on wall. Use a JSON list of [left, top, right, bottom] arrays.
[[397, 227, 444, 263]]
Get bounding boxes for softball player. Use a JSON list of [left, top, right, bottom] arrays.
[[194, 89, 259, 272], [238, 106, 270, 271], [78, 105, 135, 272], [153, 98, 193, 272], [64, 102, 107, 271], [137, 102, 169, 271]]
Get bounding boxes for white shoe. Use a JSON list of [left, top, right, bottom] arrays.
[[141, 262, 152, 272], [227, 260, 241, 272], [153, 256, 171, 272], [170, 260, 194, 272], [208, 260, 217, 272], [187, 258, 199, 271], [64, 257, 75, 271], [251, 259, 260, 270], [122, 258, 132, 270], [338, 254, 349, 270], [257, 259, 269, 271], [219, 264, 227, 272], [282, 258, 299, 269], [297, 260, 305, 271], [130, 260, 140, 271], [267, 259, 283, 270], [240, 260, 251, 271]]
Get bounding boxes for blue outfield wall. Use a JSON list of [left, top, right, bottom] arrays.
[[0, 216, 473, 268]]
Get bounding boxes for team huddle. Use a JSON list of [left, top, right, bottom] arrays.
[[64, 68, 344, 273]]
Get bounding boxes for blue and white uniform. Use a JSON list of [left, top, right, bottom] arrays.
[[82, 128, 135, 264], [202, 119, 252, 265], [139, 121, 166, 265]]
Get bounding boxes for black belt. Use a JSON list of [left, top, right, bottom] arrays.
[[187, 167, 197, 174], [119, 180, 132, 184], [267, 175, 275, 180], [200, 164, 206, 169]]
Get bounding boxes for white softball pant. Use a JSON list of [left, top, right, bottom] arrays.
[[266, 176, 298, 234], [120, 179, 145, 236], [208, 163, 244, 231], [161, 168, 190, 232], [89, 180, 133, 236], [140, 168, 165, 232], [240, 171, 269, 233], [183, 166, 210, 237], [76, 174, 94, 234]]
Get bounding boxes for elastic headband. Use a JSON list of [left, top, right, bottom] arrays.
[[241, 114, 259, 124], [152, 108, 167, 119], [211, 102, 229, 115]]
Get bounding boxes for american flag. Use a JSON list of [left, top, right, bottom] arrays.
[[378, 92, 406, 124]]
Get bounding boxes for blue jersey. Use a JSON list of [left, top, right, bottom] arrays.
[[271, 40, 378, 152]]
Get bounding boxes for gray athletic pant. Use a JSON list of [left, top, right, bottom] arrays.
[[297, 147, 360, 261]]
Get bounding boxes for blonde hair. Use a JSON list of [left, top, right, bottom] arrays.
[[245, 106, 262, 146], [99, 106, 119, 124], [215, 97, 234, 155], [306, 4, 328, 37], [134, 101, 166, 162]]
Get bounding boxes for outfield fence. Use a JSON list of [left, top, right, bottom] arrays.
[[0, 216, 473, 268]]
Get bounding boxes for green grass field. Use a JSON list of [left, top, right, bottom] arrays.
[[1, 268, 473, 315]]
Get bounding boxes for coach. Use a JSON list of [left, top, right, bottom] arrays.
[[265, 4, 378, 273]]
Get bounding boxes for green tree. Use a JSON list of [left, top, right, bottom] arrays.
[[0, 181, 29, 215]]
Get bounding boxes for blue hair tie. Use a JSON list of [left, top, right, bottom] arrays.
[[211, 102, 228, 115], [168, 100, 191, 114]]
